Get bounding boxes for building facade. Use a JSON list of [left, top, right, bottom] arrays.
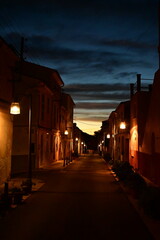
[[108, 101, 130, 162], [60, 93, 75, 163], [130, 81, 151, 170], [11, 61, 65, 174], [139, 70, 160, 185], [0, 37, 18, 184]]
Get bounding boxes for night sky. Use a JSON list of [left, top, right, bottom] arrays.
[[0, 0, 159, 134]]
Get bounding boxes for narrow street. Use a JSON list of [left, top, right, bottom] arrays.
[[0, 154, 154, 240]]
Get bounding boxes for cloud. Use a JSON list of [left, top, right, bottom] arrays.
[[74, 104, 114, 125], [75, 115, 110, 122], [64, 83, 130, 92], [27, 35, 55, 48], [64, 83, 130, 101], [72, 93, 130, 101], [97, 39, 156, 50], [75, 109, 110, 115], [75, 102, 118, 110], [26, 43, 153, 75], [114, 72, 138, 79], [3, 30, 155, 81]]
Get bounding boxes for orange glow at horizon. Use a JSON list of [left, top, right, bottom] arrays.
[[74, 120, 102, 135]]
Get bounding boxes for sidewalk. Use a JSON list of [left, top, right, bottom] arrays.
[[0, 159, 73, 202], [108, 165, 160, 240]]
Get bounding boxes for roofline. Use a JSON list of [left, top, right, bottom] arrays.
[[0, 36, 20, 57], [24, 61, 64, 86]]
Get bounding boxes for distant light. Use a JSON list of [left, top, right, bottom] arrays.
[[64, 130, 68, 135], [81, 142, 84, 145], [75, 137, 78, 141], [107, 134, 110, 139], [102, 140, 104, 143], [120, 122, 126, 129], [10, 102, 20, 115]]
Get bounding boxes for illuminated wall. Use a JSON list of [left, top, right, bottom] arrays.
[[130, 125, 138, 169], [0, 37, 18, 184], [140, 70, 160, 185], [0, 106, 13, 184], [129, 89, 150, 172]]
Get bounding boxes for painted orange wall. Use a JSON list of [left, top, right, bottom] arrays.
[[0, 38, 18, 183]]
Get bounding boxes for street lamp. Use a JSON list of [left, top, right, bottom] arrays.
[[84, 144, 87, 153], [107, 134, 110, 139], [64, 129, 69, 135], [63, 129, 68, 167], [75, 137, 79, 156], [10, 95, 33, 193], [120, 121, 126, 129], [81, 142, 84, 154], [10, 102, 20, 114]]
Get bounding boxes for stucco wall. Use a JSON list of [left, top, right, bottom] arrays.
[[142, 70, 160, 154], [0, 106, 13, 184]]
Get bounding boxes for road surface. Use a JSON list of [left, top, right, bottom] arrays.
[[0, 154, 154, 240]]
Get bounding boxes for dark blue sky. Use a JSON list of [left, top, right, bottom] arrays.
[[0, 0, 159, 134]]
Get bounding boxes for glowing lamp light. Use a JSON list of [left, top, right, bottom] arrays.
[[120, 121, 126, 129], [107, 134, 110, 139], [64, 130, 68, 135], [10, 102, 20, 115], [75, 137, 78, 141]]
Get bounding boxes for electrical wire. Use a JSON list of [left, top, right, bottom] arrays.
[[0, 8, 44, 66]]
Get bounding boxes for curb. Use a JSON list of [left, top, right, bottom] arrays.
[[108, 165, 160, 240]]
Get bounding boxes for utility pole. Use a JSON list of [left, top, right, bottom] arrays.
[[12, 36, 25, 101], [18, 36, 25, 83], [158, 0, 160, 69], [20, 36, 24, 61]]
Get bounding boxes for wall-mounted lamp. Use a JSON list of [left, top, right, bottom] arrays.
[[107, 134, 110, 139], [10, 102, 20, 115], [64, 130, 69, 135], [63, 130, 69, 167], [120, 121, 126, 129], [75, 137, 78, 141]]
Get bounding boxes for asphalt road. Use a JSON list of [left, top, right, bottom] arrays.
[[0, 154, 154, 240]]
